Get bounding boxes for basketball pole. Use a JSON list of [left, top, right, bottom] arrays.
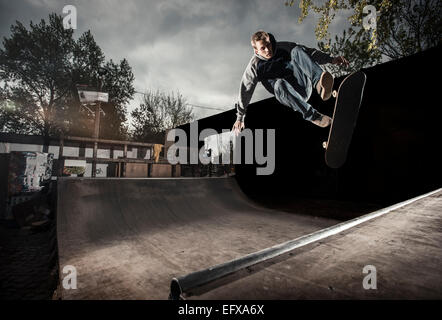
[[92, 81, 102, 178]]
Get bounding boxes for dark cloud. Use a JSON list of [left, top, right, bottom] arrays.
[[0, 0, 349, 123]]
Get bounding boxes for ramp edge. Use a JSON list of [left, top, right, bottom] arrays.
[[169, 186, 442, 299]]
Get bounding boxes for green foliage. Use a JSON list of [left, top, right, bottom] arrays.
[[0, 13, 135, 139], [0, 85, 42, 134], [131, 90, 193, 142], [318, 29, 382, 77], [286, 0, 351, 43], [286, 0, 441, 76], [0, 14, 75, 136]]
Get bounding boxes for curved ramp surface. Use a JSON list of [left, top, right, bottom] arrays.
[[194, 189, 442, 299], [57, 177, 338, 299]]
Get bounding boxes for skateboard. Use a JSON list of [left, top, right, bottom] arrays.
[[323, 71, 367, 168]]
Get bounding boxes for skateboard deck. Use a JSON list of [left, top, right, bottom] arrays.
[[323, 71, 367, 168]]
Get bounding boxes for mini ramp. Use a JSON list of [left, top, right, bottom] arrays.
[[56, 177, 338, 299]]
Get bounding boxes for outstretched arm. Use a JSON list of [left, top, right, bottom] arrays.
[[233, 58, 258, 135], [298, 44, 349, 67], [298, 44, 334, 65]]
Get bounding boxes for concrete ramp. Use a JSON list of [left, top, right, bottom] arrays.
[[57, 177, 338, 299]]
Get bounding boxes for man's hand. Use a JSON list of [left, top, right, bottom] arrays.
[[232, 120, 245, 136], [332, 56, 349, 67]]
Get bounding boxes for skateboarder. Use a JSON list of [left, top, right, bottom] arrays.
[[232, 31, 349, 135]]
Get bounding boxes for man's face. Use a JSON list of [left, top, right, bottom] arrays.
[[254, 39, 273, 59]]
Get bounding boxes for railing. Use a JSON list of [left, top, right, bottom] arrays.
[[58, 135, 167, 177]]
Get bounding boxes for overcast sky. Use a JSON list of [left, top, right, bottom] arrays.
[[0, 0, 351, 123]]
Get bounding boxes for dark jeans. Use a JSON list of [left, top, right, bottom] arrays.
[[273, 46, 325, 121]]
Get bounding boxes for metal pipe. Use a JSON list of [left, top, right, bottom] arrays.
[[92, 141, 98, 178], [169, 187, 442, 299], [65, 135, 156, 148], [58, 137, 64, 177]]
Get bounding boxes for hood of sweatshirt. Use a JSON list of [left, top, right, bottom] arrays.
[[253, 33, 278, 61]]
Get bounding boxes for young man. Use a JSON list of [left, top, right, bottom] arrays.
[[232, 31, 349, 135]]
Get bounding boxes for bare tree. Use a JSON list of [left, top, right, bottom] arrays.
[[131, 89, 193, 142]]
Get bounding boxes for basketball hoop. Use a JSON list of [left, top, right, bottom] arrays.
[[76, 84, 107, 116]]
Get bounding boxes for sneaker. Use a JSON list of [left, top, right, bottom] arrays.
[[316, 71, 334, 101], [311, 114, 332, 128]]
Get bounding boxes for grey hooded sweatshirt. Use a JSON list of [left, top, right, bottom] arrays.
[[235, 33, 333, 122]]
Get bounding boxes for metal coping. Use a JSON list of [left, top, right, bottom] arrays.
[[169, 187, 442, 300]]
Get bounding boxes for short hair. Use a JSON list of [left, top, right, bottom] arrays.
[[251, 30, 270, 49]]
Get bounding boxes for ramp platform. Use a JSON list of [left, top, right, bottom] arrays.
[[57, 177, 338, 299]]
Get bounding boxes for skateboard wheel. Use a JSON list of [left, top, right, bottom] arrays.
[[322, 141, 327, 149]]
